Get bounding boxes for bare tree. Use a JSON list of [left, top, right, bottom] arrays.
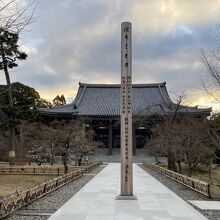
[[201, 24, 220, 165], [24, 122, 50, 165], [201, 24, 220, 103], [143, 94, 218, 175], [152, 96, 183, 171], [0, 0, 38, 33], [208, 113, 220, 166], [179, 117, 216, 176], [149, 115, 217, 176], [201, 51, 220, 103], [25, 121, 65, 166], [62, 120, 97, 166], [44, 121, 64, 166]]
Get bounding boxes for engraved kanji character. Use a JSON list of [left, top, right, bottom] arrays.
[[124, 26, 129, 32]]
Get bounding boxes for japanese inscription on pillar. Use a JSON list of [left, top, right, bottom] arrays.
[[120, 22, 133, 196]]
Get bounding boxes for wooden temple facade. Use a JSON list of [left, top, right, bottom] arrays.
[[39, 82, 211, 155]]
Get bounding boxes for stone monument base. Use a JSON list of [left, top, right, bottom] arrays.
[[115, 195, 137, 200]]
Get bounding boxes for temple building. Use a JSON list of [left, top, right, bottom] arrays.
[[39, 82, 211, 155]]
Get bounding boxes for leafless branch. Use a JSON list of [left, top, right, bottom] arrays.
[[0, 0, 16, 13], [201, 79, 220, 104], [0, 0, 38, 33], [201, 49, 220, 88]]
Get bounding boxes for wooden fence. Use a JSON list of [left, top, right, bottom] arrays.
[[143, 162, 211, 197], [0, 162, 100, 175], [0, 162, 101, 219]]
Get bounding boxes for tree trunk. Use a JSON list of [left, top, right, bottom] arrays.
[[187, 168, 193, 177], [63, 160, 68, 174], [19, 126, 24, 159], [177, 160, 182, 174], [78, 155, 83, 166], [208, 164, 211, 182], [1, 50, 16, 165], [50, 148, 55, 166], [167, 150, 177, 172], [154, 152, 160, 164], [62, 151, 69, 174], [50, 157, 54, 166]]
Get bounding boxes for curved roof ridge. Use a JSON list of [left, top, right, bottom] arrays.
[[72, 86, 82, 104], [158, 83, 178, 108], [79, 82, 166, 88], [75, 84, 87, 106], [158, 84, 172, 107]]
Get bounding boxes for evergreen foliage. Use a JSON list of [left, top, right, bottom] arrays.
[[53, 94, 66, 106], [0, 82, 52, 125], [0, 28, 27, 69]]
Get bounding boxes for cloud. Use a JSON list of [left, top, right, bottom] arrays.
[[2, 0, 220, 109], [128, 0, 220, 36]]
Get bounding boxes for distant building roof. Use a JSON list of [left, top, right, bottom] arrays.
[[38, 82, 211, 118]]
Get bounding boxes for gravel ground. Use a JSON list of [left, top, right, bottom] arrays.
[[139, 164, 220, 220], [6, 165, 105, 220]]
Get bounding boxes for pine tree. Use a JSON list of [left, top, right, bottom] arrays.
[[53, 94, 66, 106], [0, 28, 27, 165]]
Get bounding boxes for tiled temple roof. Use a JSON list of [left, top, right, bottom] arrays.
[[38, 82, 211, 118]]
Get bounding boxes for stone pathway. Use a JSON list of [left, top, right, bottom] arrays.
[[49, 163, 208, 220], [189, 201, 220, 210]]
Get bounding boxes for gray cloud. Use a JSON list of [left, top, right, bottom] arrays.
[[5, 0, 220, 107]]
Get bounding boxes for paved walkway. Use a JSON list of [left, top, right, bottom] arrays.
[[48, 163, 208, 220]]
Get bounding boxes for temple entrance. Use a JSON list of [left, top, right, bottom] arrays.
[[91, 119, 153, 155], [135, 128, 152, 148], [94, 127, 108, 147], [113, 128, 120, 148], [93, 123, 150, 148], [113, 134, 120, 148]]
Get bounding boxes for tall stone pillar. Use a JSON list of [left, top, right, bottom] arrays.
[[132, 126, 136, 156], [118, 21, 134, 198], [108, 120, 113, 155]]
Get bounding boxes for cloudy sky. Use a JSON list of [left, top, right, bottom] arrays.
[[1, 0, 220, 109]]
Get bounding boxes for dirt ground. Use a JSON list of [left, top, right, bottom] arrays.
[[0, 175, 56, 198]]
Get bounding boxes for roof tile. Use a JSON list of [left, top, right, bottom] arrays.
[[38, 82, 211, 117]]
